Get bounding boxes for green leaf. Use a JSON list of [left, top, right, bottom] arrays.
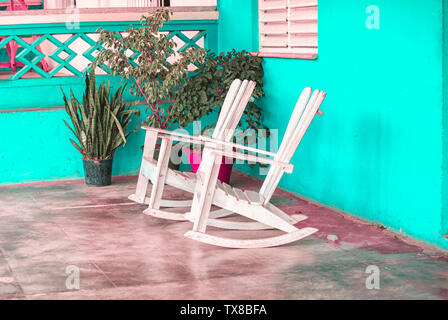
[[69, 138, 83, 155]]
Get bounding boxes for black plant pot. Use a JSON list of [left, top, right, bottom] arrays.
[[82, 159, 113, 186]]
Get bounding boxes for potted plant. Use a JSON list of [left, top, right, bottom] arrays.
[[173, 49, 269, 183], [62, 68, 139, 186], [93, 8, 206, 169]]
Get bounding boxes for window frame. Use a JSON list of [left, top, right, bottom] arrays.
[[257, 0, 318, 60]]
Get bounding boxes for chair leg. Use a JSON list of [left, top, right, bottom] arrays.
[[191, 154, 222, 233], [147, 138, 173, 210], [129, 130, 158, 204]]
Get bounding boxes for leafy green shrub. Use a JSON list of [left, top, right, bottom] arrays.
[[94, 8, 206, 130], [173, 49, 269, 143]]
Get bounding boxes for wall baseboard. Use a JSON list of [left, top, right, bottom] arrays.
[[0, 175, 138, 189]]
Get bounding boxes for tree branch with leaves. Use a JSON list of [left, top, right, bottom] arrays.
[[94, 8, 206, 130]]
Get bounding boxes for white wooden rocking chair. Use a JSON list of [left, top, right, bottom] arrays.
[[128, 79, 257, 221], [183, 87, 327, 248]]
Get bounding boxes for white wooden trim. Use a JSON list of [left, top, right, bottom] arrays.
[[0, 7, 218, 25]]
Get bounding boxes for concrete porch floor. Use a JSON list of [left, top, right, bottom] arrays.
[[0, 171, 447, 300]]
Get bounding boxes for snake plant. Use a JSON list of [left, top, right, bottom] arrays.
[[62, 68, 140, 161]]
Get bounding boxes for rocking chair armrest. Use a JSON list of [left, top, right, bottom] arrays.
[[157, 134, 204, 146], [142, 126, 204, 145], [142, 126, 188, 138], [142, 128, 278, 158], [212, 148, 294, 174], [199, 136, 277, 158]]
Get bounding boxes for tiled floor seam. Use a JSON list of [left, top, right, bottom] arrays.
[[53, 223, 119, 289]]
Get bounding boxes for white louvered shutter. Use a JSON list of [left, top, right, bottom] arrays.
[[259, 0, 318, 58]]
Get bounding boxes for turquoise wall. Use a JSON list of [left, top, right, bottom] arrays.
[[442, 0, 448, 241], [217, 0, 257, 52], [0, 106, 145, 183], [218, 0, 448, 250], [0, 77, 148, 184]]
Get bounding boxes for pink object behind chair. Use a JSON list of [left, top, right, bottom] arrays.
[[183, 148, 234, 184], [0, 0, 49, 72], [0, 0, 28, 10], [0, 37, 14, 70]]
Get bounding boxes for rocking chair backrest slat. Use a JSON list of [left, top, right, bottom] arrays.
[[283, 91, 326, 163], [276, 87, 312, 162], [214, 80, 249, 140], [260, 88, 326, 204], [280, 89, 321, 163], [197, 79, 256, 174], [224, 81, 256, 142], [212, 79, 243, 139], [258, 88, 313, 200]]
